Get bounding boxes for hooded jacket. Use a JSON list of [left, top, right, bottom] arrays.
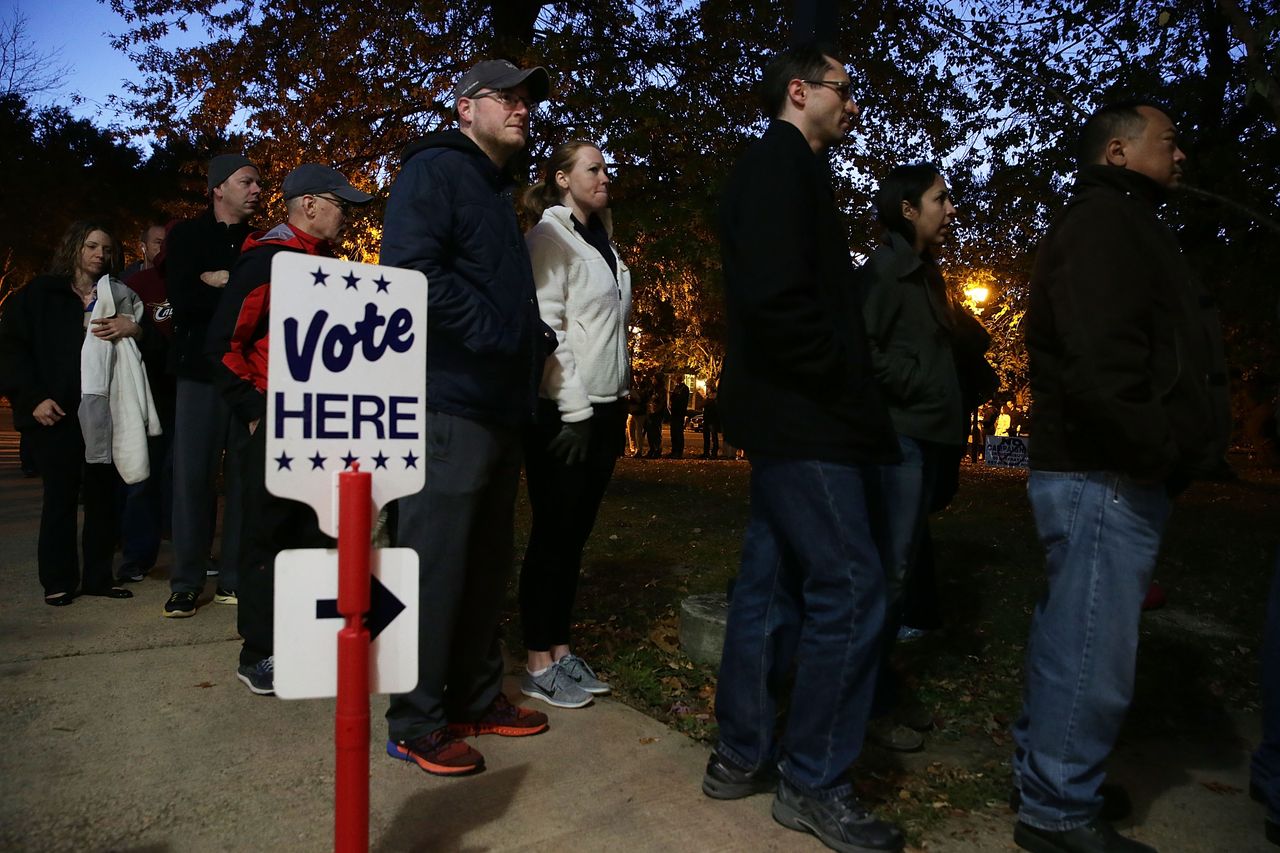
[[205, 223, 333, 425], [380, 129, 554, 427], [1025, 164, 1230, 485], [718, 120, 897, 464]]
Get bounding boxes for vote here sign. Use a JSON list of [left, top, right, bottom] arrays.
[[266, 253, 427, 535]]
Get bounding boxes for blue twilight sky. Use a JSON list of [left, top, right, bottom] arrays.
[[12, 0, 179, 124]]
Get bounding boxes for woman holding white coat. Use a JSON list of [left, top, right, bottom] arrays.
[[518, 140, 632, 709]]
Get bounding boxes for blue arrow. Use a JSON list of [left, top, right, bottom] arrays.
[[315, 575, 406, 641]]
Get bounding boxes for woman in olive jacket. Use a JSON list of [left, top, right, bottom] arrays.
[[858, 163, 968, 746]]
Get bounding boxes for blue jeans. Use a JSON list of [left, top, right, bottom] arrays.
[[1012, 471, 1171, 831], [1253, 550, 1280, 819], [870, 435, 941, 714], [714, 454, 885, 798]]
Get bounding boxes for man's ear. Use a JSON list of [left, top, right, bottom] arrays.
[[786, 78, 807, 109], [457, 97, 474, 126], [1103, 136, 1127, 167]]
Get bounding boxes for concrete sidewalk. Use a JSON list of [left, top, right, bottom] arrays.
[[0, 411, 1271, 852]]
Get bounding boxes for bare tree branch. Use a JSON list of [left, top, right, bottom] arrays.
[[0, 9, 71, 97]]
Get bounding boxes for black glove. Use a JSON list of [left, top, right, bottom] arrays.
[[548, 419, 591, 465]]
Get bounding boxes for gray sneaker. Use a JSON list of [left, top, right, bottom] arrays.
[[557, 653, 611, 695], [521, 661, 593, 709]]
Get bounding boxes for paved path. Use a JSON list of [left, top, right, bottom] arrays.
[[0, 407, 1271, 852]]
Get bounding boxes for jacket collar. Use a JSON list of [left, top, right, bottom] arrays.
[[1073, 164, 1168, 208], [542, 205, 614, 240]]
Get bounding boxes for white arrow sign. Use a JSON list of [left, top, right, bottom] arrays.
[[265, 253, 427, 536], [273, 548, 419, 699]]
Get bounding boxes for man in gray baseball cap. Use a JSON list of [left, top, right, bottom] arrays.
[[281, 163, 375, 204], [380, 57, 558, 776]]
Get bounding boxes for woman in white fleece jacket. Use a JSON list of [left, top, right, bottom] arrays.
[[517, 140, 632, 710]]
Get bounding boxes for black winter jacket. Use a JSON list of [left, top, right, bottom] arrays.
[[1025, 165, 1229, 484], [379, 129, 553, 427], [166, 208, 254, 382], [0, 275, 91, 432], [718, 120, 897, 463]]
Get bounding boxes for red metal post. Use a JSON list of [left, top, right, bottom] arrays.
[[335, 463, 372, 853]]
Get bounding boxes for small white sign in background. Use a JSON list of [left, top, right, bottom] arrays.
[[273, 548, 419, 699], [266, 253, 427, 536]]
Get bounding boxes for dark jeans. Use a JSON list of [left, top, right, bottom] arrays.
[[386, 411, 523, 740], [714, 454, 885, 798], [236, 425, 330, 666], [870, 435, 944, 714], [669, 411, 686, 457], [702, 425, 720, 458], [1012, 471, 1172, 832], [1253, 549, 1280, 818], [171, 379, 243, 593], [520, 400, 624, 650], [32, 421, 119, 596], [116, 430, 172, 578]]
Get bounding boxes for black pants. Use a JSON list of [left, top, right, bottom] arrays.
[[520, 400, 625, 650], [235, 425, 330, 666], [703, 425, 720, 458], [32, 421, 119, 596]]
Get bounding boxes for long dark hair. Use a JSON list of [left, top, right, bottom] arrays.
[[49, 220, 121, 279], [874, 163, 943, 245]]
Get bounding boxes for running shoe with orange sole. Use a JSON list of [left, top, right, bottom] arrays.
[[386, 728, 484, 776], [448, 693, 549, 738]]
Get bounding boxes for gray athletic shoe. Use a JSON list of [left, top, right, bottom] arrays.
[[557, 653, 611, 695], [521, 662, 593, 709]]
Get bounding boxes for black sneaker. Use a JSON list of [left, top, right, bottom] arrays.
[[772, 778, 903, 852], [214, 587, 238, 605], [236, 656, 274, 695], [1014, 818, 1157, 853], [163, 591, 197, 618], [702, 749, 777, 799], [117, 568, 147, 583]]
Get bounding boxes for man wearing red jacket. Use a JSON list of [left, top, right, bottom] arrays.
[[206, 163, 373, 695]]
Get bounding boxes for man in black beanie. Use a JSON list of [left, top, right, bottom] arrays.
[[162, 153, 261, 618]]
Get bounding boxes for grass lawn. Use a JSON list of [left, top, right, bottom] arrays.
[[501, 447, 1278, 841]]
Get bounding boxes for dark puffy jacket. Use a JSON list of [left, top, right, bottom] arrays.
[[718, 120, 897, 464], [0, 275, 87, 431], [166, 208, 254, 382], [379, 129, 553, 427], [1025, 164, 1230, 485], [205, 223, 333, 425]]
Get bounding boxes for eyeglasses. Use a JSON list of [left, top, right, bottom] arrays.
[[313, 195, 350, 215], [802, 79, 855, 102], [471, 89, 537, 113]]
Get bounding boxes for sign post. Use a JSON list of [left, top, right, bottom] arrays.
[[335, 465, 372, 853], [265, 252, 427, 853]]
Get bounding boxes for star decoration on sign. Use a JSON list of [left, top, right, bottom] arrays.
[[341, 450, 359, 469], [403, 451, 419, 469], [374, 275, 391, 293], [311, 267, 329, 286], [343, 271, 360, 290], [372, 451, 389, 469], [274, 452, 293, 471], [309, 452, 326, 470]]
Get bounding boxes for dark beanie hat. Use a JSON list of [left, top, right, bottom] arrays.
[[208, 154, 256, 191]]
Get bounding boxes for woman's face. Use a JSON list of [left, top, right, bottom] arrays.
[[557, 146, 610, 216], [77, 230, 114, 280], [905, 174, 956, 253]]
